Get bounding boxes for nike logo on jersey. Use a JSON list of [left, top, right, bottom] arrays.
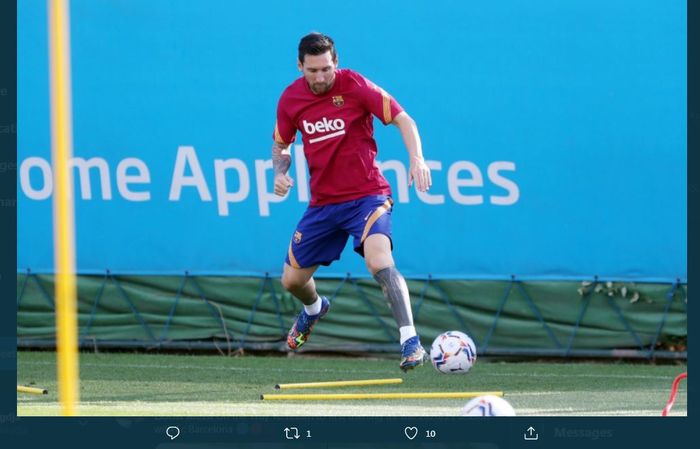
[[303, 118, 346, 144]]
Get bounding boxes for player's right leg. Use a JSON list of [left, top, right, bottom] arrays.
[[282, 263, 331, 350], [282, 206, 348, 350], [281, 263, 320, 306]]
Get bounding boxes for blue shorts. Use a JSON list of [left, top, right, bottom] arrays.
[[285, 195, 394, 269]]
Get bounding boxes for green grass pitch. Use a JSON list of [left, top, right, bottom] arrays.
[[17, 351, 687, 416]]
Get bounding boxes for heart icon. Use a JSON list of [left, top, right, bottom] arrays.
[[404, 426, 418, 440]]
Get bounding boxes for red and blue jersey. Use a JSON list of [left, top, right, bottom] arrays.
[[273, 69, 403, 206]]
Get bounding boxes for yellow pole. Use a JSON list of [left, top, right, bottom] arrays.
[[48, 0, 79, 416], [261, 391, 504, 401], [275, 378, 403, 390], [17, 386, 49, 395]]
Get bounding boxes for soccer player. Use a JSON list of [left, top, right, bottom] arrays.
[[272, 32, 432, 371]]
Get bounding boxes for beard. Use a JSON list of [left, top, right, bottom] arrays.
[[311, 82, 331, 94], [308, 73, 335, 95]]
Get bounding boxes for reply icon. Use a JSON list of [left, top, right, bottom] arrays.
[[166, 426, 181, 440]]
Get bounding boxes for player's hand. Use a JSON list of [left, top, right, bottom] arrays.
[[409, 158, 432, 192], [274, 173, 294, 196]]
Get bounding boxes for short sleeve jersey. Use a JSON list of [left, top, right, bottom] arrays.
[[273, 69, 403, 206]]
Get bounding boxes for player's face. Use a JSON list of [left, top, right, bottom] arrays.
[[298, 51, 337, 95]]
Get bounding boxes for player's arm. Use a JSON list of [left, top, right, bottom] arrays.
[[272, 141, 294, 196], [392, 111, 431, 192], [272, 97, 296, 197], [351, 71, 431, 190]]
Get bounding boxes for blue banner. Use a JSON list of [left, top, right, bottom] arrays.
[[18, 0, 686, 281]]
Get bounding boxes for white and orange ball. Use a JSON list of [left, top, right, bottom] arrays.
[[462, 395, 516, 416], [429, 331, 477, 374]]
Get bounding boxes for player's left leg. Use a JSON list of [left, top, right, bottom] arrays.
[[363, 234, 426, 371], [345, 195, 425, 371], [363, 234, 411, 328]]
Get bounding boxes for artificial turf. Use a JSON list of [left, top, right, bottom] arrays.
[[17, 351, 687, 416]]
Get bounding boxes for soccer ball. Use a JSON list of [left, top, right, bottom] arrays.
[[429, 330, 477, 374], [462, 395, 516, 416]]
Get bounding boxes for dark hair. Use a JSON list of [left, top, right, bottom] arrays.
[[298, 32, 337, 64]]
